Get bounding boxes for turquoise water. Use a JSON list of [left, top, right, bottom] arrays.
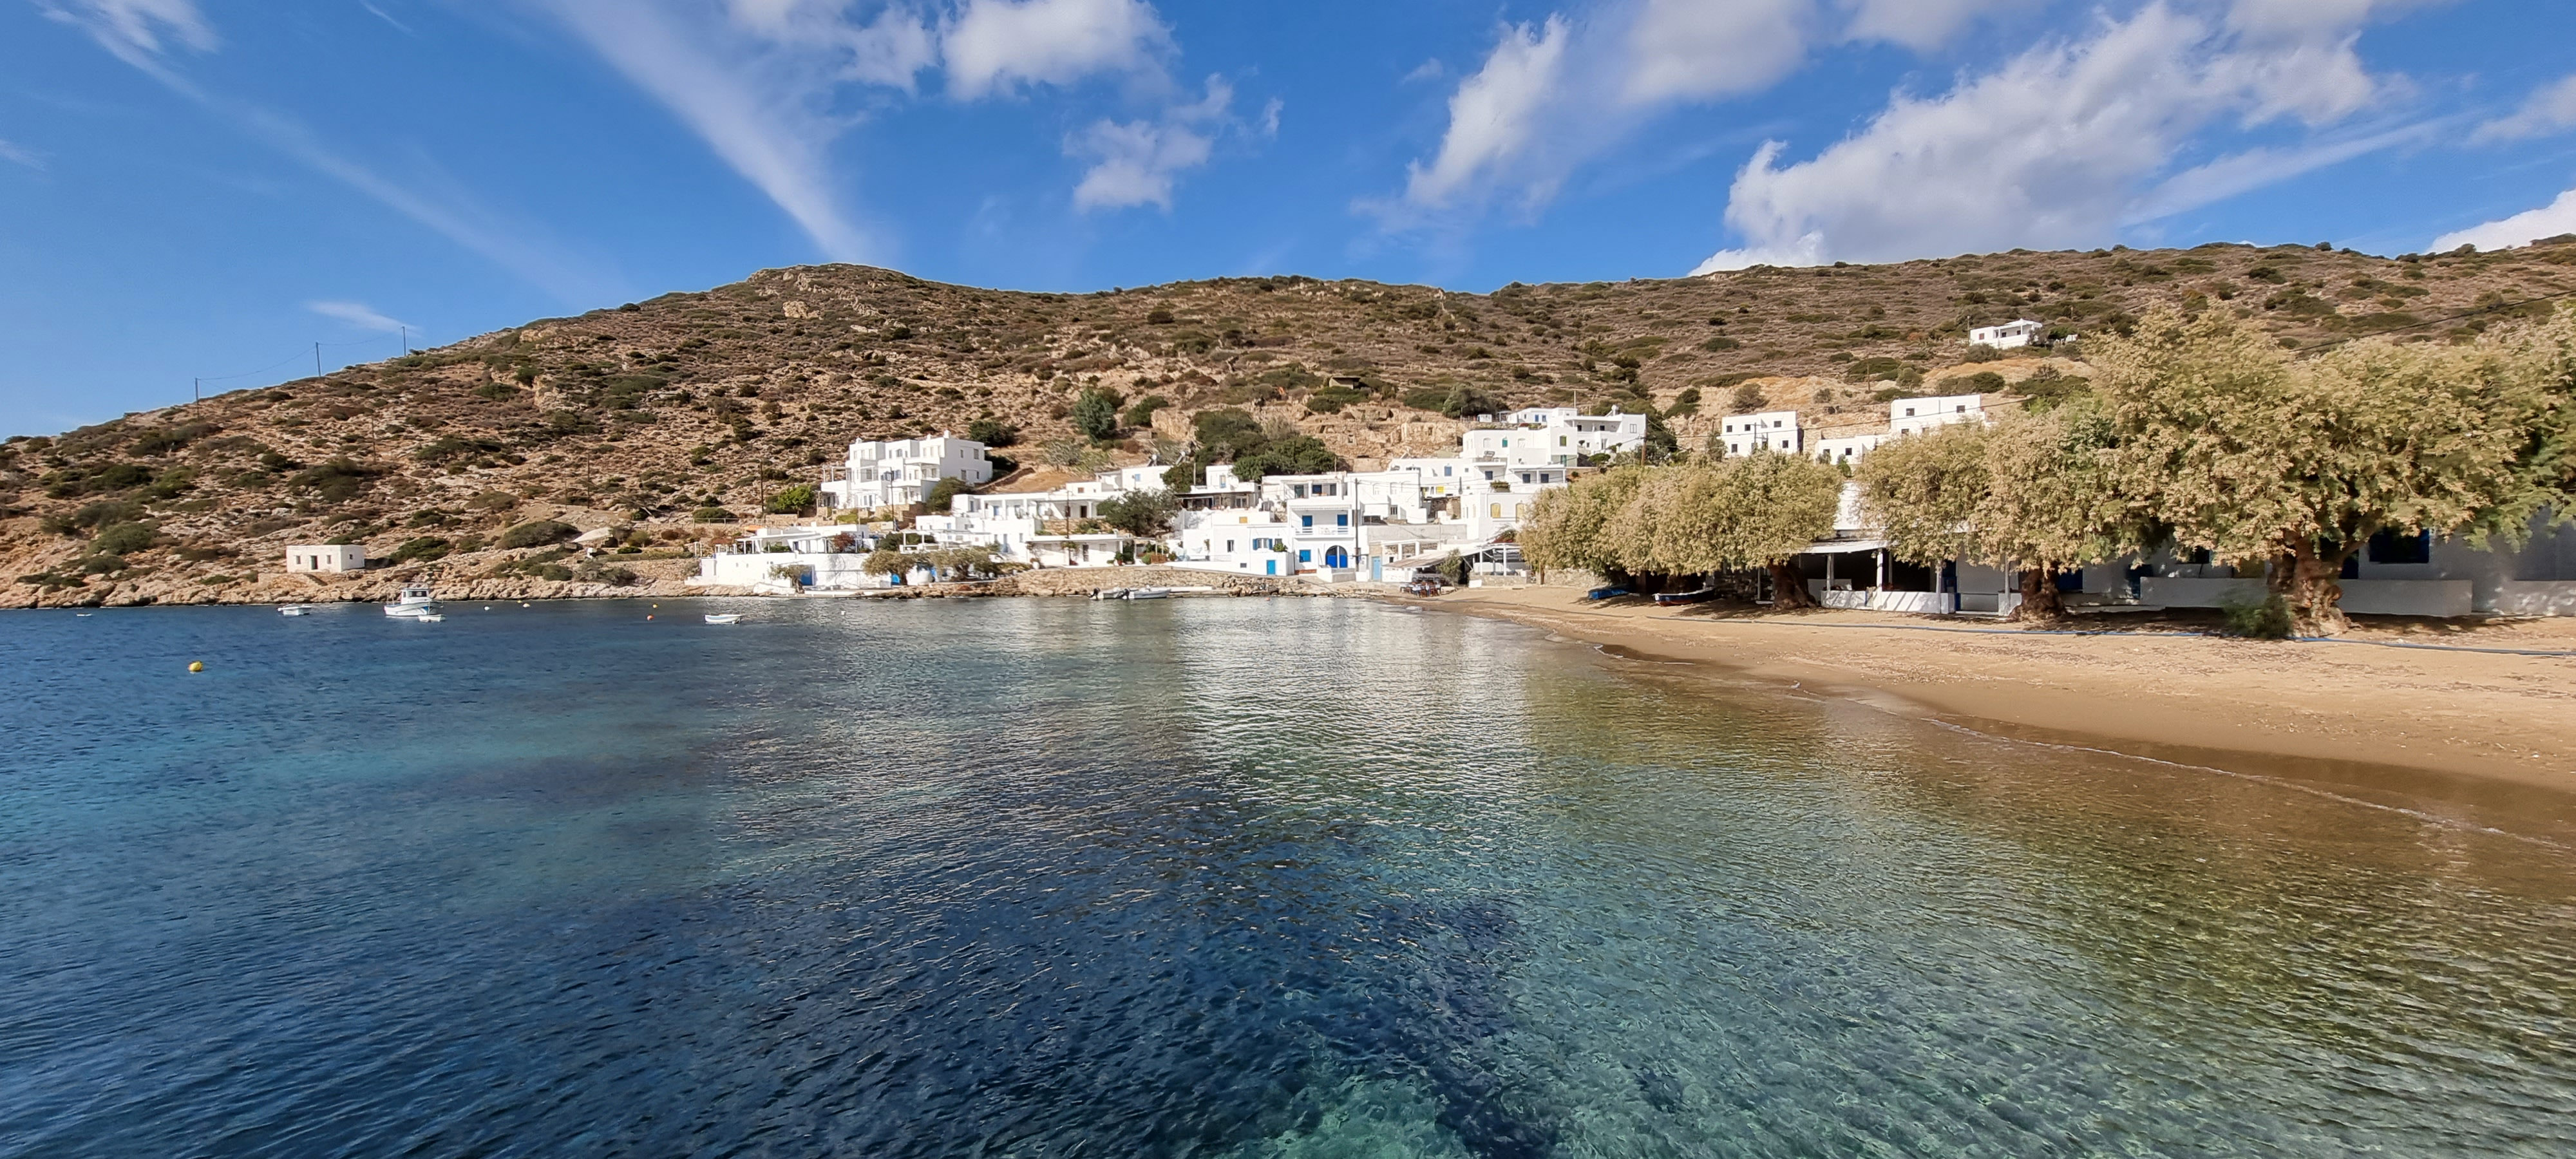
[[2, 598, 2571, 1156]]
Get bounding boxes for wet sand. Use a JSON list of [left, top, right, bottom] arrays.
[[1421, 586, 2576, 800]]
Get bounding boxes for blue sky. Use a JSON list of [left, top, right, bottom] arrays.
[[5, 0, 2575, 434]]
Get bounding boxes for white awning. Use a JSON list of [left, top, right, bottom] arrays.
[[1803, 539, 1888, 554]]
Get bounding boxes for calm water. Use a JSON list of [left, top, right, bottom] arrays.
[[3, 598, 2571, 1157]]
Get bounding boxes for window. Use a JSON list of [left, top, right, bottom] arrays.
[[1335, 513, 1349, 527], [1298, 549, 1312, 563], [1490, 503, 1502, 518], [1301, 515, 1314, 529], [2367, 529, 2432, 564], [1559, 436, 1567, 446], [1904, 407, 1917, 417], [1226, 540, 1235, 552]]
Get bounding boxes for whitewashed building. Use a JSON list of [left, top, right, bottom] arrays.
[[820, 433, 994, 513], [1888, 393, 1989, 438], [1462, 408, 1649, 467], [1718, 410, 1803, 457], [286, 544, 366, 573], [1967, 319, 2045, 350]]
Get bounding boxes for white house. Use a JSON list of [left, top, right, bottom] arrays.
[[1967, 319, 2046, 350], [286, 544, 366, 573], [819, 433, 993, 513], [918, 463, 1173, 565], [1812, 431, 1886, 466], [1462, 408, 1649, 467], [1719, 410, 1802, 457], [1888, 393, 1988, 437]]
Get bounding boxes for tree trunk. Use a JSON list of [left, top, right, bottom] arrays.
[[1769, 560, 1817, 609], [2013, 567, 2067, 621], [2270, 542, 2349, 636]]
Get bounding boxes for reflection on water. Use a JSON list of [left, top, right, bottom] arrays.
[[1, 598, 2570, 1156]]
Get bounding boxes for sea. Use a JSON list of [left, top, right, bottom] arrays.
[[3, 597, 2571, 1157]]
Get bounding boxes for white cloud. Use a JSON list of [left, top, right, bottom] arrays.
[[2223, 0, 2445, 39], [1837, 0, 2039, 52], [1692, 4, 2403, 272], [0, 138, 42, 169], [1621, 0, 1808, 106], [1394, 1, 1814, 220], [2432, 187, 2576, 252], [943, 0, 1170, 99], [540, 0, 897, 262], [2472, 74, 2576, 144], [37, 0, 215, 70], [1069, 74, 1230, 211], [306, 300, 412, 333], [1401, 16, 1571, 211]]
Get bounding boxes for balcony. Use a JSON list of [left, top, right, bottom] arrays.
[[1294, 522, 1358, 539]]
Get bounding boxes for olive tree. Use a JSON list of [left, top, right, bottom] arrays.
[[2096, 307, 2558, 635], [1853, 421, 1989, 568], [1975, 401, 2140, 619], [1625, 453, 1840, 607], [1520, 467, 1645, 580]]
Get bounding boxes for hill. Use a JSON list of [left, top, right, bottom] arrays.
[[6, 240, 2573, 608]]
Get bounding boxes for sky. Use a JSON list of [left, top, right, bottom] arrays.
[[4, 0, 2575, 435]]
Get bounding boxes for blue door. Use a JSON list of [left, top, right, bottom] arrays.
[[1265, 559, 1277, 575]]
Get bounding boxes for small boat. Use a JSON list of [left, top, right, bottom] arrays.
[[1092, 588, 1128, 601], [384, 585, 438, 617], [279, 605, 314, 616], [1653, 589, 1717, 606], [1586, 586, 1631, 601], [1122, 587, 1171, 600], [704, 613, 743, 625]]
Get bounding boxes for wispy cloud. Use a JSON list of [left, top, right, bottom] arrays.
[[360, 2, 414, 36], [46, 0, 620, 304], [0, 138, 43, 169], [307, 299, 411, 333], [2471, 74, 2576, 144], [536, 0, 905, 263]]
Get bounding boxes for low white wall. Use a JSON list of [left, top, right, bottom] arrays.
[[695, 551, 880, 590], [1819, 589, 1958, 614], [2339, 580, 2472, 618], [2492, 581, 2576, 617], [2143, 576, 2475, 617]]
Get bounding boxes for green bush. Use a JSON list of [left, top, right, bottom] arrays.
[[498, 520, 578, 549], [2221, 594, 2296, 639], [1121, 394, 1171, 428], [1071, 387, 1124, 442], [966, 418, 1020, 448], [390, 536, 453, 563], [925, 477, 971, 514], [1962, 344, 2007, 363], [693, 506, 734, 523], [90, 522, 157, 556], [765, 484, 817, 514]]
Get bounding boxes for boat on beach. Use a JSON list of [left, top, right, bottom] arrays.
[[1092, 588, 1128, 601], [704, 613, 743, 625], [1123, 587, 1171, 600], [383, 586, 439, 617]]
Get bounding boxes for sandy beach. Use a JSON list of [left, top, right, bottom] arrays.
[[1423, 585, 2576, 802]]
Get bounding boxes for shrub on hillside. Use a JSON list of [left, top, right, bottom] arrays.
[[497, 520, 578, 549], [390, 536, 452, 564], [693, 506, 735, 523], [765, 484, 817, 514], [966, 418, 1020, 448], [90, 522, 157, 556]]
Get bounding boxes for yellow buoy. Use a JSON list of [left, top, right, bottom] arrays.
[[188, 661, 204, 673]]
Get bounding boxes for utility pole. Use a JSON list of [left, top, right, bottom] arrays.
[[193, 377, 200, 404], [314, 343, 323, 377], [400, 325, 408, 355]]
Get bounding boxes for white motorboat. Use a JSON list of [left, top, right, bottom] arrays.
[[1092, 588, 1127, 601], [383, 585, 439, 617], [1122, 587, 1171, 600], [278, 605, 314, 616], [703, 613, 743, 625]]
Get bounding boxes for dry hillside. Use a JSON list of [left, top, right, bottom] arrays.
[[6, 239, 2573, 608]]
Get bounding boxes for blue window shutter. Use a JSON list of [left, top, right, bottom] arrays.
[[1299, 549, 1312, 563]]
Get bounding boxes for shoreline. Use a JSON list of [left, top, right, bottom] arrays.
[[1406, 585, 2576, 803]]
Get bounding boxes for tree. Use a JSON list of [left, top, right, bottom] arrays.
[[1096, 489, 1178, 538], [1231, 435, 1340, 482], [1121, 394, 1171, 428], [1521, 467, 1646, 580], [765, 483, 817, 514], [967, 418, 1020, 448], [862, 547, 912, 581], [2095, 306, 2559, 635], [1674, 453, 1841, 608], [1974, 401, 2139, 619], [925, 476, 971, 514], [1854, 419, 1990, 577], [1071, 387, 1124, 442]]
